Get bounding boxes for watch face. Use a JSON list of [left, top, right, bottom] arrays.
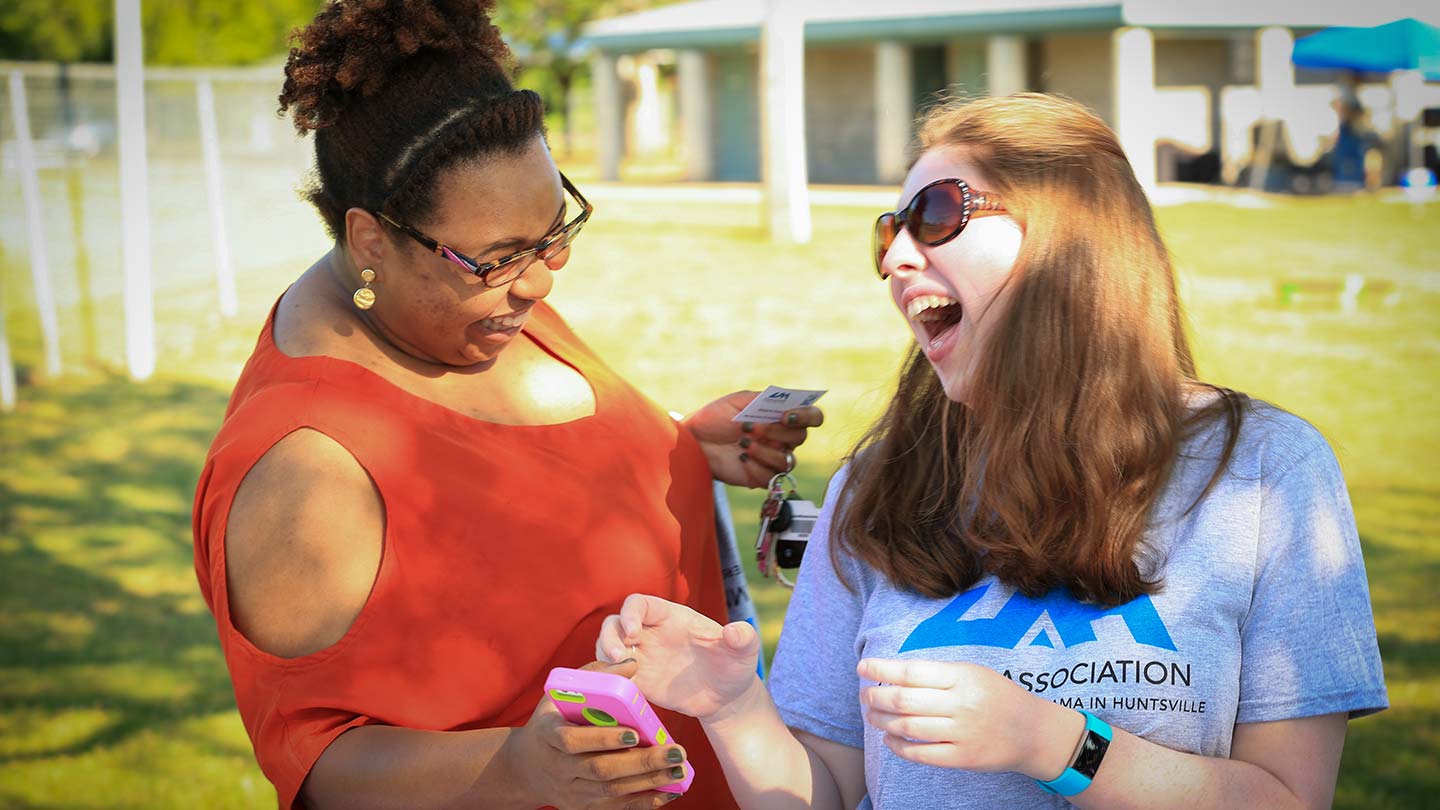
[[1072, 728, 1112, 779]]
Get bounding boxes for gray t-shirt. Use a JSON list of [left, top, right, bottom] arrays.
[[768, 401, 1387, 809]]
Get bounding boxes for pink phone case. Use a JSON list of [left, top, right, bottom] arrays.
[[544, 667, 695, 794]]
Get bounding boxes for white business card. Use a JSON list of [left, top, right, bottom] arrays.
[[732, 386, 827, 423]]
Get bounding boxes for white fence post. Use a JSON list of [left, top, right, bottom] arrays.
[[115, 0, 156, 381], [7, 70, 62, 378], [196, 77, 238, 318], [874, 41, 912, 185], [0, 264, 15, 411]]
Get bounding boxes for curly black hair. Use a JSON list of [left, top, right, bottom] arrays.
[[278, 0, 546, 239]]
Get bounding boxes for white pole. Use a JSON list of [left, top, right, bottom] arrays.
[[7, 71, 62, 378], [986, 35, 1027, 97], [593, 52, 622, 181], [1113, 27, 1158, 193], [0, 269, 15, 411], [196, 77, 237, 317], [760, 0, 811, 244], [874, 42, 912, 185], [676, 50, 713, 181], [115, 0, 156, 380], [1250, 26, 1294, 192], [632, 59, 666, 156]]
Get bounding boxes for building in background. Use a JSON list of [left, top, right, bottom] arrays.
[[581, 0, 1440, 190]]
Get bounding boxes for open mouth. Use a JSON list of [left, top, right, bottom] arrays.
[[476, 312, 528, 332], [907, 295, 964, 345]]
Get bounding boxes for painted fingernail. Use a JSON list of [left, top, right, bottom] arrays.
[[786, 412, 799, 426], [622, 731, 639, 746], [738, 452, 750, 463], [666, 747, 685, 763], [670, 766, 686, 780], [740, 421, 754, 433], [738, 436, 752, 448]]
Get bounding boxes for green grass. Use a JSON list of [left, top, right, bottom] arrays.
[[1, 177, 1437, 807]]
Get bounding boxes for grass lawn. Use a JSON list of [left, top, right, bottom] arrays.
[[1, 169, 1436, 807]]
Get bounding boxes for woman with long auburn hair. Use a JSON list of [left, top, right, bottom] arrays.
[[594, 94, 1387, 809]]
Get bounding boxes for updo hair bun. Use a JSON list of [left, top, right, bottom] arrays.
[[278, 0, 511, 132], [276, 0, 546, 240]]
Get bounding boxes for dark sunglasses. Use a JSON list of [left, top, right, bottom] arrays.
[[374, 172, 594, 288], [873, 178, 1006, 278]]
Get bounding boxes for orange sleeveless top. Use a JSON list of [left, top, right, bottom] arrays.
[[192, 300, 739, 809]]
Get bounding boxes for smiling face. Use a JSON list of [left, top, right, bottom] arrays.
[[881, 146, 1023, 405], [345, 136, 572, 366]]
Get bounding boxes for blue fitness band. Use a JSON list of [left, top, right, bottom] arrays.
[[1036, 711, 1112, 797]]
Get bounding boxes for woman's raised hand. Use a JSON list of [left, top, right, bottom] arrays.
[[597, 594, 761, 723], [682, 391, 824, 488]]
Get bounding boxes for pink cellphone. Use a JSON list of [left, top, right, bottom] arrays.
[[544, 667, 695, 793]]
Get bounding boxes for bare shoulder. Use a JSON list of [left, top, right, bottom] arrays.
[[272, 265, 374, 361], [225, 427, 384, 658]]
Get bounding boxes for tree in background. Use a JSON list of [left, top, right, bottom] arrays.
[[144, 0, 327, 65], [1, 0, 677, 154], [0, 1, 111, 62], [0, 0, 324, 65], [495, 0, 675, 156], [0, 0, 683, 71]]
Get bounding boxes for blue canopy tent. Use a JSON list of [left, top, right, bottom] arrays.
[[1288, 18, 1440, 187], [1292, 17, 1440, 80]]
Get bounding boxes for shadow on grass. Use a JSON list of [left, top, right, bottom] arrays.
[[1333, 492, 1440, 810], [0, 373, 239, 767]]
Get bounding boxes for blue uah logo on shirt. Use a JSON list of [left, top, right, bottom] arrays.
[[899, 582, 1177, 653]]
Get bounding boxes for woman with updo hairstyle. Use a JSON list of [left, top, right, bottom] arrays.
[[191, 2, 816, 807], [595, 94, 1387, 809]]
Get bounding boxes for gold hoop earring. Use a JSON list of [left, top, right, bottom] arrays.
[[353, 267, 377, 310]]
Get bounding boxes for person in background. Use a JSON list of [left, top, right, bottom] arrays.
[[1324, 87, 1370, 190], [190, 2, 819, 808], [596, 93, 1387, 810]]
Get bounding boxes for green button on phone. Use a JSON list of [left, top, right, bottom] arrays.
[[582, 708, 617, 726]]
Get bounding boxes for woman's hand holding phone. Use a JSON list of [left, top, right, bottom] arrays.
[[501, 659, 688, 809]]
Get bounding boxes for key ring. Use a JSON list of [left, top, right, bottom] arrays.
[[767, 471, 799, 493], [756, 471, 814, 589]]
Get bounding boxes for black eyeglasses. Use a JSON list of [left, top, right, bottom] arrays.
[[374, 172, 593, 288], [873, 178, 1006, 279]]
